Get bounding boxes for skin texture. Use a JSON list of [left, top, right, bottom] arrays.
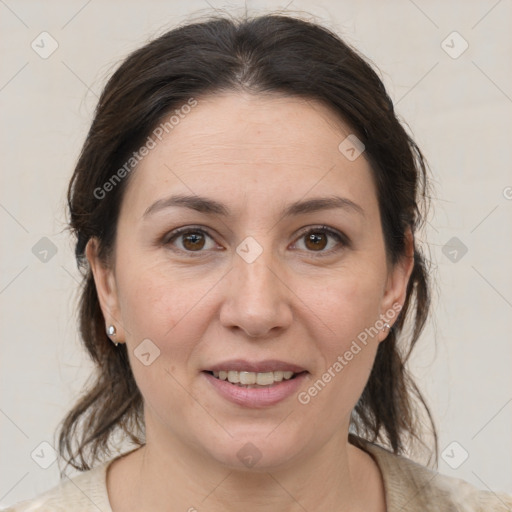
[[87, 92, 413, 511]]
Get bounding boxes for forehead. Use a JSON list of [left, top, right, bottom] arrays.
[[149, 93, 352, 166], [121, 92, 377, 218]]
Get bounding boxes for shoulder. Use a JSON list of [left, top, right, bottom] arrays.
[[2, 462, 113, 512], [360, 439, 512, 512]]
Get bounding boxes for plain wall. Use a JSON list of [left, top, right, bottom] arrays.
[[1, 0, 511, 507]]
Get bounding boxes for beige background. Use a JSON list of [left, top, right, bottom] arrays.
[[1, 0, 511, 507]]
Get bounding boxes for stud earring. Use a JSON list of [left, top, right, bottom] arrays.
[[107, 325, 118, 346], [384, 323, 391, 330]]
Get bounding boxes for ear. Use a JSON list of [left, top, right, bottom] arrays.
[[86, 237, 125, 342], [379, 229, 415, 340]]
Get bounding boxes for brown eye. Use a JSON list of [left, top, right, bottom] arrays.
[[165, 227, 218, 253], [182, 232, 206, 251], [293, 226, 347, 255], [304, 232, 328, 251]]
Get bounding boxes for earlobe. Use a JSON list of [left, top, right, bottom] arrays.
[[379, 229, 415, 340], [85, 238, 125, 342]]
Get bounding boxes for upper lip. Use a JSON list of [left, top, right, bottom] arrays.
[[205, 359, 307, 374]]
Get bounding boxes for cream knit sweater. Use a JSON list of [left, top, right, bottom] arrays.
[[4, 440, 512, 511]]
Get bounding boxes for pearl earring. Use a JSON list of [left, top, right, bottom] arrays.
[[107, 325, 118, 346]]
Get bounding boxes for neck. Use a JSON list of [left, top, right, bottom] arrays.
[[114, 423, 384, 512]]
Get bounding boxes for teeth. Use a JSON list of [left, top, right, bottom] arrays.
[[256, 372, 274, 385], [211, 370, 297, 386], [227, 370, 239, 383], [239, 371, 256, 385]]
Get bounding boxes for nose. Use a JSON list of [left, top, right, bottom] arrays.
[[219, 249, 293, 338]]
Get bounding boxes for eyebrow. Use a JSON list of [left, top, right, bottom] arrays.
[[142, 194, 364, 219]]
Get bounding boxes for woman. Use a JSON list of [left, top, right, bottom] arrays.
[[7, 11, 512, 512]]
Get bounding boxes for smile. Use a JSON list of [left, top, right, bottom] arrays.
[[209, 370, 297, 387], [202, 370, 308, 407]]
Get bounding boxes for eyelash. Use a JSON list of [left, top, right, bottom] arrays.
[[292, 226, 348, 256], [162, 225, 349, 258]]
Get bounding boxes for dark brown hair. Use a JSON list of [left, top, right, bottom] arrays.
[[58, 11, 438, 475]]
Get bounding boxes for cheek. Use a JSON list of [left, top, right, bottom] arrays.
[[116, 250, 199, 334], [293, 264, 386, 410], [114, 264, 214, 424], [301, 266, 386, 346], [115, 257, 224, 370], [320, 286, 382, 375]]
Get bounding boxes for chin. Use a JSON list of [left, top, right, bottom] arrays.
[[200, 430, 306, 472]]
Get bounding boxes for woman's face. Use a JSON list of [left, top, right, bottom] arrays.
[[89, 92, 412, 470]]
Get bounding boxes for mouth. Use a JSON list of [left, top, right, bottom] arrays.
[[204, 370, 306, 388], [201, 360, 309, 407]]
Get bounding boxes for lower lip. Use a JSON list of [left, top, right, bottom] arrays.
[[202, 371, 308, 408]]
